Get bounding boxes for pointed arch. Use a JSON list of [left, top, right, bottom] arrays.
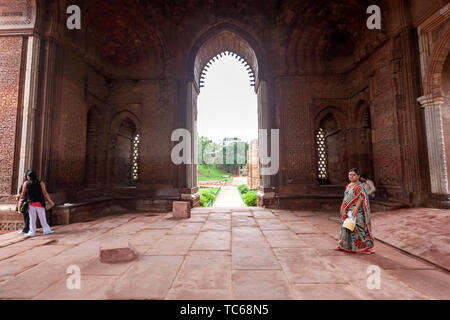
[[187, 22, 267, 92]]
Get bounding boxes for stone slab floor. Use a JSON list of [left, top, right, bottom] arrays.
[[0, 207, 449, 300]]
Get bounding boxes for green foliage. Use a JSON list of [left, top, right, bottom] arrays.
[[242, 190, 257, 207], [221, 138, 249, 168], [237, 184, 257, 207], [199, 188, 220, 207], [238, 184, 250, 195], [198, 136, 221, 166]]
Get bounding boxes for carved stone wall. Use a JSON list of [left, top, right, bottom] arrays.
[[0, 36, 23, 200], [0, 0, 36, 31]]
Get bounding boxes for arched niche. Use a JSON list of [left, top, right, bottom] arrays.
[[419, 23, 450, 198], [315, 111, 343, 185], [110, 111, 141, 187]]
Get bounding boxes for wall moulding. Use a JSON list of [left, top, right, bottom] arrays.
[[0, 0, 36, 35]]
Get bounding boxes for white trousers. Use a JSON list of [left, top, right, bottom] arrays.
[[28, 205, 52, 234]]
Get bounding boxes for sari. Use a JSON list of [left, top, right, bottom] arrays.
[[337, 181, 374, 253]]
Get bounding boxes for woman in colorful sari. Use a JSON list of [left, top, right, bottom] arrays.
[[336, 168, 375, 254]]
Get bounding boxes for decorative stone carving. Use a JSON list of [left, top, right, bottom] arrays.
[[0, 37, 23, 197], [418, 94, 449, 195], [0, 0, 36, 31]]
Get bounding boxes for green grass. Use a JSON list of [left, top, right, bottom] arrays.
[[197, 164, 233, 181]]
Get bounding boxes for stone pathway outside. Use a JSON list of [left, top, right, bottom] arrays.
[[0, 207, 449, 299], [213, 186, 244, 207]]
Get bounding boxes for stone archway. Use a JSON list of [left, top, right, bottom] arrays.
[[183, 24, 275, 207], [417, 12, 450, 207]]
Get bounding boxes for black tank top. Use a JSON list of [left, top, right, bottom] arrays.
[[25, 180, 45, 207]]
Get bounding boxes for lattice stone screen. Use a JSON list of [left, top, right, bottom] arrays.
[[131, 133, 140, 181], [316, 128, 328, 179]]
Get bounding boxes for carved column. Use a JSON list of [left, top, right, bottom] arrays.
[[418, 94, 449, 195]]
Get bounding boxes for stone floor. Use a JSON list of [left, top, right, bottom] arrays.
[[0, 207, 449, 300]]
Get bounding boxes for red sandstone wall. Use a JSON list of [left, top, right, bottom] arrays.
[[11, 0, 444, 207], [49, 49, 109, 193], [108, 79, 177, 188], [345, 39, 406, 199], [0, 37, 23, 199]]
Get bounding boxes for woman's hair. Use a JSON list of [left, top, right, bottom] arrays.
[[26, 170, 39, 182], [349, 168, 360, 176]]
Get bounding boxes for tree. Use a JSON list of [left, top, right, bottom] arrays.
[[198, 136, 220, 176]]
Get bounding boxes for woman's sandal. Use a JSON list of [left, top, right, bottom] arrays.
[[361, 249, 375, 255]]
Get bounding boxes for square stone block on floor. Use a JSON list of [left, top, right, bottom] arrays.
[[173, 201, 191, 219], [99, 242, 138, 263]]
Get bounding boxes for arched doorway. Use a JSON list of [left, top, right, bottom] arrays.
[[184, 25, 274, 206], [418, 22, 450, 205]]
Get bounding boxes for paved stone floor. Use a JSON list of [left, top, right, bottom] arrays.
[[0, 207, 449, 300]]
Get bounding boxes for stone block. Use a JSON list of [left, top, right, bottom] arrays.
[[99, 242, 138, 263], [172, 201, 191, 219]]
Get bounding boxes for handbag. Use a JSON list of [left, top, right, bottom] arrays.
[[18, 200, 30, 214], [343, 210, 356, 232]]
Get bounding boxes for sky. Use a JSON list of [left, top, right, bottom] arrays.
[[197, 55, 258, 144]]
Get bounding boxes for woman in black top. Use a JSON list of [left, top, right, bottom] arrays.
[[17, 175, 29, 234], [19, 170, 55, 237]]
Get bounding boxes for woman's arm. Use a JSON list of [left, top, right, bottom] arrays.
[[351, 198, 362, 217], [40, 182, 55, 206], [18, 182, 27, 201]]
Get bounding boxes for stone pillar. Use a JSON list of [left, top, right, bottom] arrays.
[[33, 39, 62, 188], [180, 81, 200, 207], [17, 36, 40, 190], [418, 94, 449, 196], [257, 79, 278, 207]]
